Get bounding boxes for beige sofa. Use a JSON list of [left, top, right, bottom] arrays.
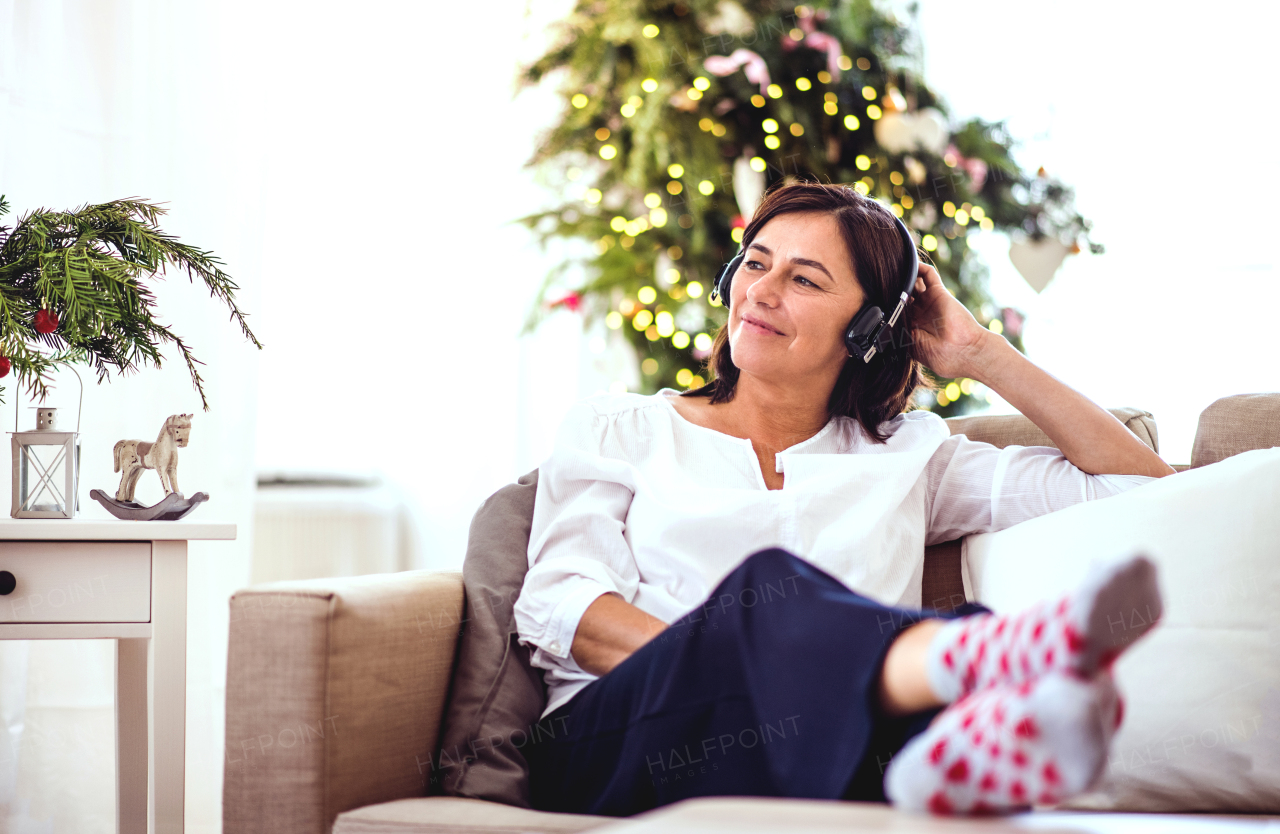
[[223, 394, 1280, 834]]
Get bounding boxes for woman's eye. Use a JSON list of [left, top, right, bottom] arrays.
[[794, 276, 817, 288], [745, 259, 765, 270]]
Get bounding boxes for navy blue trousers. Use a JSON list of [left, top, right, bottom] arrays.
[[526, 548, 992, 816]]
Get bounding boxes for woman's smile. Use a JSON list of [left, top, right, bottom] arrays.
[[740, 313, 784, 336]]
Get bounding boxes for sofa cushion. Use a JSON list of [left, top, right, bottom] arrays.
[[965, 447, 1280, 812], [1191, 393, 1280, 468], [924, 407, 1159, 612], [596, 795, 1280, 832], [333, 797, 609, 834], [437, 470, 548, 807], [334, 795, 1280, 834]]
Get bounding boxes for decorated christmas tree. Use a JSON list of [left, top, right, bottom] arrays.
[[520, 0, 1101, 415]]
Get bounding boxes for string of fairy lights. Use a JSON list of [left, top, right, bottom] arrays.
[[558, 7, 1006, 405]]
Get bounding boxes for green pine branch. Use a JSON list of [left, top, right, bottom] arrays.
[[0, 197, 262, 409]]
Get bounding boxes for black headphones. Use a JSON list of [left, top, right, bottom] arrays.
[[709, 206, 921, 364]]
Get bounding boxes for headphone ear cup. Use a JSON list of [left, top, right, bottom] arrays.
[[845, 304, 884, 357], [715, 252, 744, 308]]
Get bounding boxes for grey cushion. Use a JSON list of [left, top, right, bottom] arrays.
[[437, 470, 547, 807]]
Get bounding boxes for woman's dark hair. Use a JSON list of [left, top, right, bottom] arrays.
[[685, 181, 937, 444]]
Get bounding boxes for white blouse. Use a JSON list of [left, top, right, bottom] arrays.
[[514, 389, 1157, 716]]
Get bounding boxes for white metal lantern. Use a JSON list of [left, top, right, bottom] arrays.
[[10, 369, 83, 519]]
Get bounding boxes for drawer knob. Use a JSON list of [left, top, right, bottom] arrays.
[[0, 571, 13, 595]]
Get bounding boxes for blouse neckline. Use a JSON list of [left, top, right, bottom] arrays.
[[655, 388, 842, 460]]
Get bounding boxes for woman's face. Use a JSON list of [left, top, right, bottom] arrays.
[[727, 212, 866, 391]]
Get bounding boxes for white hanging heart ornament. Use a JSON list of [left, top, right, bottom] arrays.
[[873, 108, 949, 155], [1008, 236, 1072, 293]]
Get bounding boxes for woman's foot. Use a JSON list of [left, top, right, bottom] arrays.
[[925, 554, 1162, 703], [883, 670, 1123, 815]]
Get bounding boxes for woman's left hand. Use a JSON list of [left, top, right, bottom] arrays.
[[903, 264, 998, 380]]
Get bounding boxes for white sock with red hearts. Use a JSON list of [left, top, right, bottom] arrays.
[[883, 670, 1124, 815], [925, 553, 1162, 703]]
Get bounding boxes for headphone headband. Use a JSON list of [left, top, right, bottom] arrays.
[[710, 204, 921, 364]]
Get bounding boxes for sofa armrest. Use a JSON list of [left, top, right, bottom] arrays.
[[223, 570, 464, 834]]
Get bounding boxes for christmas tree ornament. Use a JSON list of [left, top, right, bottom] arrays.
[[1000, 306, 1026, 339], [548, 291, 582, 312], [33, 308, 58, 334], [910, 201, 938, 231], [90, 413, 209, 520], [703, 49, 771, 94], [945, 144, 989, 192], [713, 97, 737, 116], [903, 156, 927, 184], [826, 135, 841, 164], [0, 357, 9, 378], [1009, 236, 1072, 293], [873, 108, 948, 155], [882, 86, 908, 112], [732, 155, 767, 220], [9, 366, 82, 519], [703, 1, 754, 37], [668, 90, 700, 113], [873, 112, 914, 154]]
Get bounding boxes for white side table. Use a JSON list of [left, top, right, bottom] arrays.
[[0, 519, 236, 834]]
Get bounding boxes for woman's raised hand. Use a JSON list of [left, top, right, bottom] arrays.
[[903, 263, 998, 381]]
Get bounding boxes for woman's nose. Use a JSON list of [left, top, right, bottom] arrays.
[[742, 269, 782, 306]]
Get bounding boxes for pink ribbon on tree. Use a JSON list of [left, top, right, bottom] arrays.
[[802, 31, 844, 80], [945, 143, 989, 192], [780, 13, 845, 80], [703, 49, 772, 95]]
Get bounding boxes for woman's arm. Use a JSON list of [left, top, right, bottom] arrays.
[[905, 264, 1175, 479], [571, 593, 668, 677], [514, 401, 648, 675], [969, 334, 1175, 478]]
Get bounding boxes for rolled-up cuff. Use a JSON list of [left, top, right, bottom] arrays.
[[537, 578, 616, 660]]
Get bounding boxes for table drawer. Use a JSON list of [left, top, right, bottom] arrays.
[[0, 541, 150, 623]]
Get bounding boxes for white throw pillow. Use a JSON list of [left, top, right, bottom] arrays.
[[963, 447, 1280, 813]]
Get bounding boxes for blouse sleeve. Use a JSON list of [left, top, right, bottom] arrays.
[[923, 432, 1160, 546], [513, 401, 641, 666]]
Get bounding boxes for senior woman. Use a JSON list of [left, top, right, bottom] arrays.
[[514, 182, 1174, 817]]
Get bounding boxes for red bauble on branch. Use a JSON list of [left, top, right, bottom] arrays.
[[33, 309, 58, 334], [548, 291, 582, 312], [0, 357, 9, 378]]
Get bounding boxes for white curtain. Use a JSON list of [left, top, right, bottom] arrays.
[[0, 0, 262, 831], [0, 0, 590, 829]]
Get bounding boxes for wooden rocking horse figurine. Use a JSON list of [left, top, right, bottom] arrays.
[[114, 414, 192, 501], [91, 414, 209, 521]]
